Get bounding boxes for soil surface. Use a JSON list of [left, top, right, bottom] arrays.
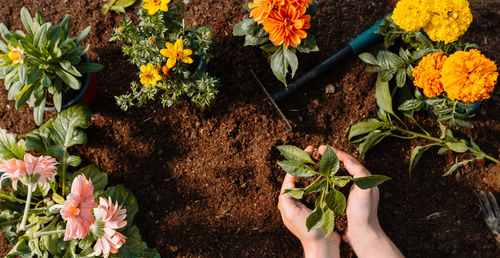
[[1, 0, 500, 257]]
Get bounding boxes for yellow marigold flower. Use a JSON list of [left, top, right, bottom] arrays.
[[441, 49, 498, 103], [424, 0, 472, 44], [148, 37, 155, 44], [143, 0, 170, 15], [412, 52, 447, 98], [139, 64, 162, 87], [118, 27, 124, 34], [7, 46, 24, 65], [392, 0, 432, 32], [160, 39, 193, 69]]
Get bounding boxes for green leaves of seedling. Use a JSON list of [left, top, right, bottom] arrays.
[[277, 145, 390, 237], [102, 0, 136, 15]]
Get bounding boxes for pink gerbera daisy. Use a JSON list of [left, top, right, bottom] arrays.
[[91, 197, 127, 258], [60, 175, 98, 241], [0, 154, 58, 191]]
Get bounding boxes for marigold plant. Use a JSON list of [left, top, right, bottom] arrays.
[[424, 0, 473, 44], [111, 0, 219, 110], [441, 49, 498, 103], [412, 51, 447, 98], [0, 105, 159, 257], [392, 0, 431, 32], [233, 0, 318, 85]]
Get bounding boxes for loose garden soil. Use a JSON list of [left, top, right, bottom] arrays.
[[1, 0, 499, 257]]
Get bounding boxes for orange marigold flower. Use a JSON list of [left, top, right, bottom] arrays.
[[263, 5, 311, 49], [441, 49, 498, 103], [249, 0, 285, 24], [287, 0, 313, 9], [412, 52, 447, 98]]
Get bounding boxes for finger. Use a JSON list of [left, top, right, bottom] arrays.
[[280, 173, 296, 195], [319, 145, 371, 178], [304, 145, 314, 155]]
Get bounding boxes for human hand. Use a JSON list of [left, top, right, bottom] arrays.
[[278, 146, 341, 258], [317, 145, 403, 258]]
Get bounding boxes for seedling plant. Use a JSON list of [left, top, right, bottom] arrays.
[[277, 145, 390, 236]]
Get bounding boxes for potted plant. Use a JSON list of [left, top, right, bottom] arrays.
[[0, 104, 159, 257], [233, 0, 319, 86], [0, 7, 103, 125], [111, 0, 219, 111]]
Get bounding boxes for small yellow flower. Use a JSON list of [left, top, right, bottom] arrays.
[[143, 0, 170, 15], [424, 0, 472, 44], [206, 31, 212, 37], [412, 52, 447, 98], [148, 37, 155, 44], [118, 27, 124, 34], [7, 46, 24, 65], [160, 39, 193, 69], [441, 49, 498, 103], [392, 0, 432, 32], [139, 64, 162, 87]]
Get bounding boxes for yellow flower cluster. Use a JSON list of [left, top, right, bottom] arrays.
[[412, 52, 446, 98], [143, 0, 170, 15], [392, 0, 473, 44], [441, 49, 498, 103], [392, 0, 431, 32], [413, 50, 498, 103]]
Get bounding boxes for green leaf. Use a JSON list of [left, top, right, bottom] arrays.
[[398, 99, 423, 111], [395, 69, 406, 87], [244, 34, 268, 46], [76, 62, 104, 73], [322, 209, 335, 237], [48, 104, 91, 148], [375, 73, 394, 115], [445, 142, 469, 153], [71, 165, 108, 192], [20, 7, 34, 37], [409, 145, 434, 173], [26, 68, 42, 85], [270, 47, 298, 86], [353, 175, 391, 189], [74, 26, 91, 45], [232, 19, 255, 36], [325, 189, 346, 216], [443, 158, 476, 176], [112, 226, 160, 258], [14, 84, 34, 109], [358, 53, 379, 65], [320, 145, 340, 175], [278, 160, 316, 177], [359, 130, 389, 160], [0, 128, 25, 160], [284, 188, 305, 199], [277, 145, 315, 164], [33, 94, 46, 126], [332, 176, 352, 187], [260, 44, 280, 53], [106, 184, 138, 228], [55, 69, 81, 90], [348, 118, 383, 143], [306, 206, 324, 231], [53, 90, 62, 112], [18, 65, 27, 84], [296, 35, 319, 54], [305, 179, 326, 193]]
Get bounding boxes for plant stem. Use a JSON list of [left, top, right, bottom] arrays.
[[469, 149, 500, 163], [61, 149, 68, 196], [19, 184, 33, 231], [0, 191, 36, 205], [34, 229, 65, 237]]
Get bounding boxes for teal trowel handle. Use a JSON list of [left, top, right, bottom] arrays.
[[347, 17, 385, 55]]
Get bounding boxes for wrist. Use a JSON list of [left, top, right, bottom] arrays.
[[345, 225, 403, 258], [302, 238, 340, 258]]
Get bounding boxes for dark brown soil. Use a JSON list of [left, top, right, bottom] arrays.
[[1, 0, 499, 257]]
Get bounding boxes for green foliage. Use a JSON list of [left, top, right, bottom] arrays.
[[362, 14, 480, 128], [278, 145, 390, 236], [102, 0, 136, 15], [111, 3, 219, 110], [0, 7, 103, 125], [232, 2, 319, 86], [0, 105, 156, 257]]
